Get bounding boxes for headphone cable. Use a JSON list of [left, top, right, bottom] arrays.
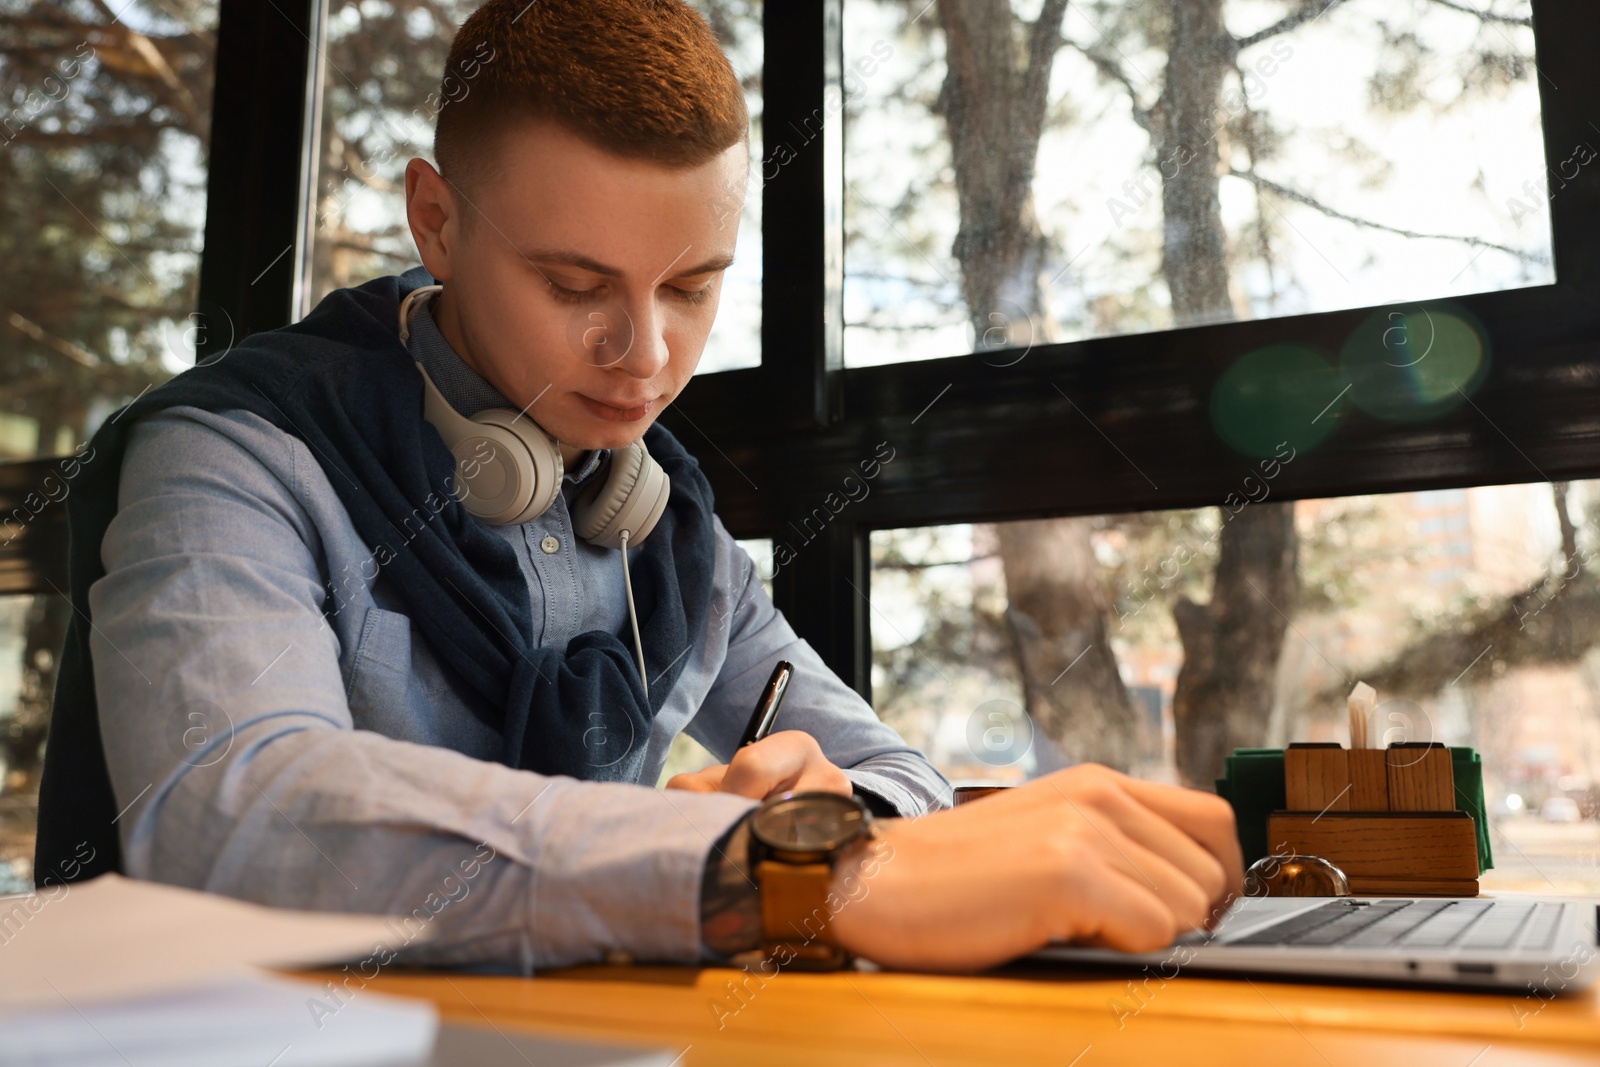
[[618, 529, 649, 699]]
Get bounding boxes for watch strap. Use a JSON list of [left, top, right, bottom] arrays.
[[756, 859, 848, 969]]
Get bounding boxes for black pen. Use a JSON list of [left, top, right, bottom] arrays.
[[737, 660, 794, 747]]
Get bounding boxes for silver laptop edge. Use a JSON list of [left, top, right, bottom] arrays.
[[1032, 895, 1600, 992]]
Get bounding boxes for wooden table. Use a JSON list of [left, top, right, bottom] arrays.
[[286, 959, 1600, 1065]]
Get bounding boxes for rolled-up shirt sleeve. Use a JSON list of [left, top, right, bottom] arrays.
[[689, 525, 953, 818], [89, 412, 755, 971]]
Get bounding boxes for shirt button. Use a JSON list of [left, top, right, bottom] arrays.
[[540, 535, 561, 554]]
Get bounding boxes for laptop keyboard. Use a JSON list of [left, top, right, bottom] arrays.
[[1228, 900, 1564, 951]]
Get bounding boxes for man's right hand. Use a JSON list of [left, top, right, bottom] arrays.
[[826, 763, 1243, 972]]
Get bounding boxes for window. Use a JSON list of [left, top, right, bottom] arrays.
[[0, 0, 220, 892], [842, 0, 1551, 367], [871, 479, 1600, 893], [303, 0, 764, 373]]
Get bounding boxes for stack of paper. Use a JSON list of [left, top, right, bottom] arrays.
[[0, 874, 437, 1066], [3, 972, 437, 1066]]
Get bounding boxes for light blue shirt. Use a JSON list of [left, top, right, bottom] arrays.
[[87, 285, 950, 971]]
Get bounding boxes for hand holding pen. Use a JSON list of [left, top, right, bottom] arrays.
[[661, 660, 855, 800]]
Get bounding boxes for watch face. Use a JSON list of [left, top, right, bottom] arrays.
[[750, 792, 866, 856]]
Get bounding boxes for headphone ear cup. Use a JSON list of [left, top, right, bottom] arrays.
[[416, 360, 561, 526], [573, 442, 670, 550], [464, 410, 562, 525]]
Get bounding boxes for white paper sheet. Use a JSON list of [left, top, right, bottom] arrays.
[[0, 873, 422, 1009], [1, 971, 437, 1067]]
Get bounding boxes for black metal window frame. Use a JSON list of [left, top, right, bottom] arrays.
[[8, 0, 1600, 716]]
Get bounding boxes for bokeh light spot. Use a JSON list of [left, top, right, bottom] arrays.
[[1211, 345, 1345, 459], [1341, 305, 1489, 422]]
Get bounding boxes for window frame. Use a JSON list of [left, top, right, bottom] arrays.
[[195, 0, 318, 360]]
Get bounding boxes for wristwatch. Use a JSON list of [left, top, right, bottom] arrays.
[[748, 790, 874, 970]]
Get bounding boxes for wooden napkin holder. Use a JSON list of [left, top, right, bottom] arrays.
[[1265, 741, 1480, 896]]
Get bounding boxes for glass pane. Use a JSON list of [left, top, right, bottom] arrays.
[[0, 2, 218, 889], [0, 1, 218, 458], [871, 480, 1600, 894], [843, 0, 1553, 367], [305, 0, 763, 374], [0, 593, 68, 893], [692, 0, 763, 373]]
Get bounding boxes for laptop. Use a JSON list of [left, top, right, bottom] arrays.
[[1033, 894, 1600, 992]]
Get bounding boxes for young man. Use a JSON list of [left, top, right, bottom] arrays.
[[36, 0, 1240, 972]]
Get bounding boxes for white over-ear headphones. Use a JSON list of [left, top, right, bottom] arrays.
[[397, 284, 671, 548], [398, 283, 669, 694]]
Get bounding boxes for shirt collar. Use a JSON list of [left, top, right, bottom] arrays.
[[407, 284, 609, 487]]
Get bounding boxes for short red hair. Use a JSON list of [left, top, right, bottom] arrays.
[[434, 0, 749, 196]]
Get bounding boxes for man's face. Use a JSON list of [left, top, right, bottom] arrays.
[[406, 119, 747, 456]]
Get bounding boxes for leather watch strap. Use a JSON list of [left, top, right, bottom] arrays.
[[756, 859, 848, 969]]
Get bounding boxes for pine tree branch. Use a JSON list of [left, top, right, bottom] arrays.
[[1423, 0, 1532, 27], [874, 554, 999, 570], [6, 311, 99, 367], [1021, 0, 1071, 113], [1234, 0, 1352, 50], [844, 318, 966, 332], [1341, 568, 1594, 700], [341, 143, 401, 193], [87, 0, 205, 127], [1227, 168, 1548, 265], [327, 237, 414, 262], [1061, 37, 1153, 132]]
